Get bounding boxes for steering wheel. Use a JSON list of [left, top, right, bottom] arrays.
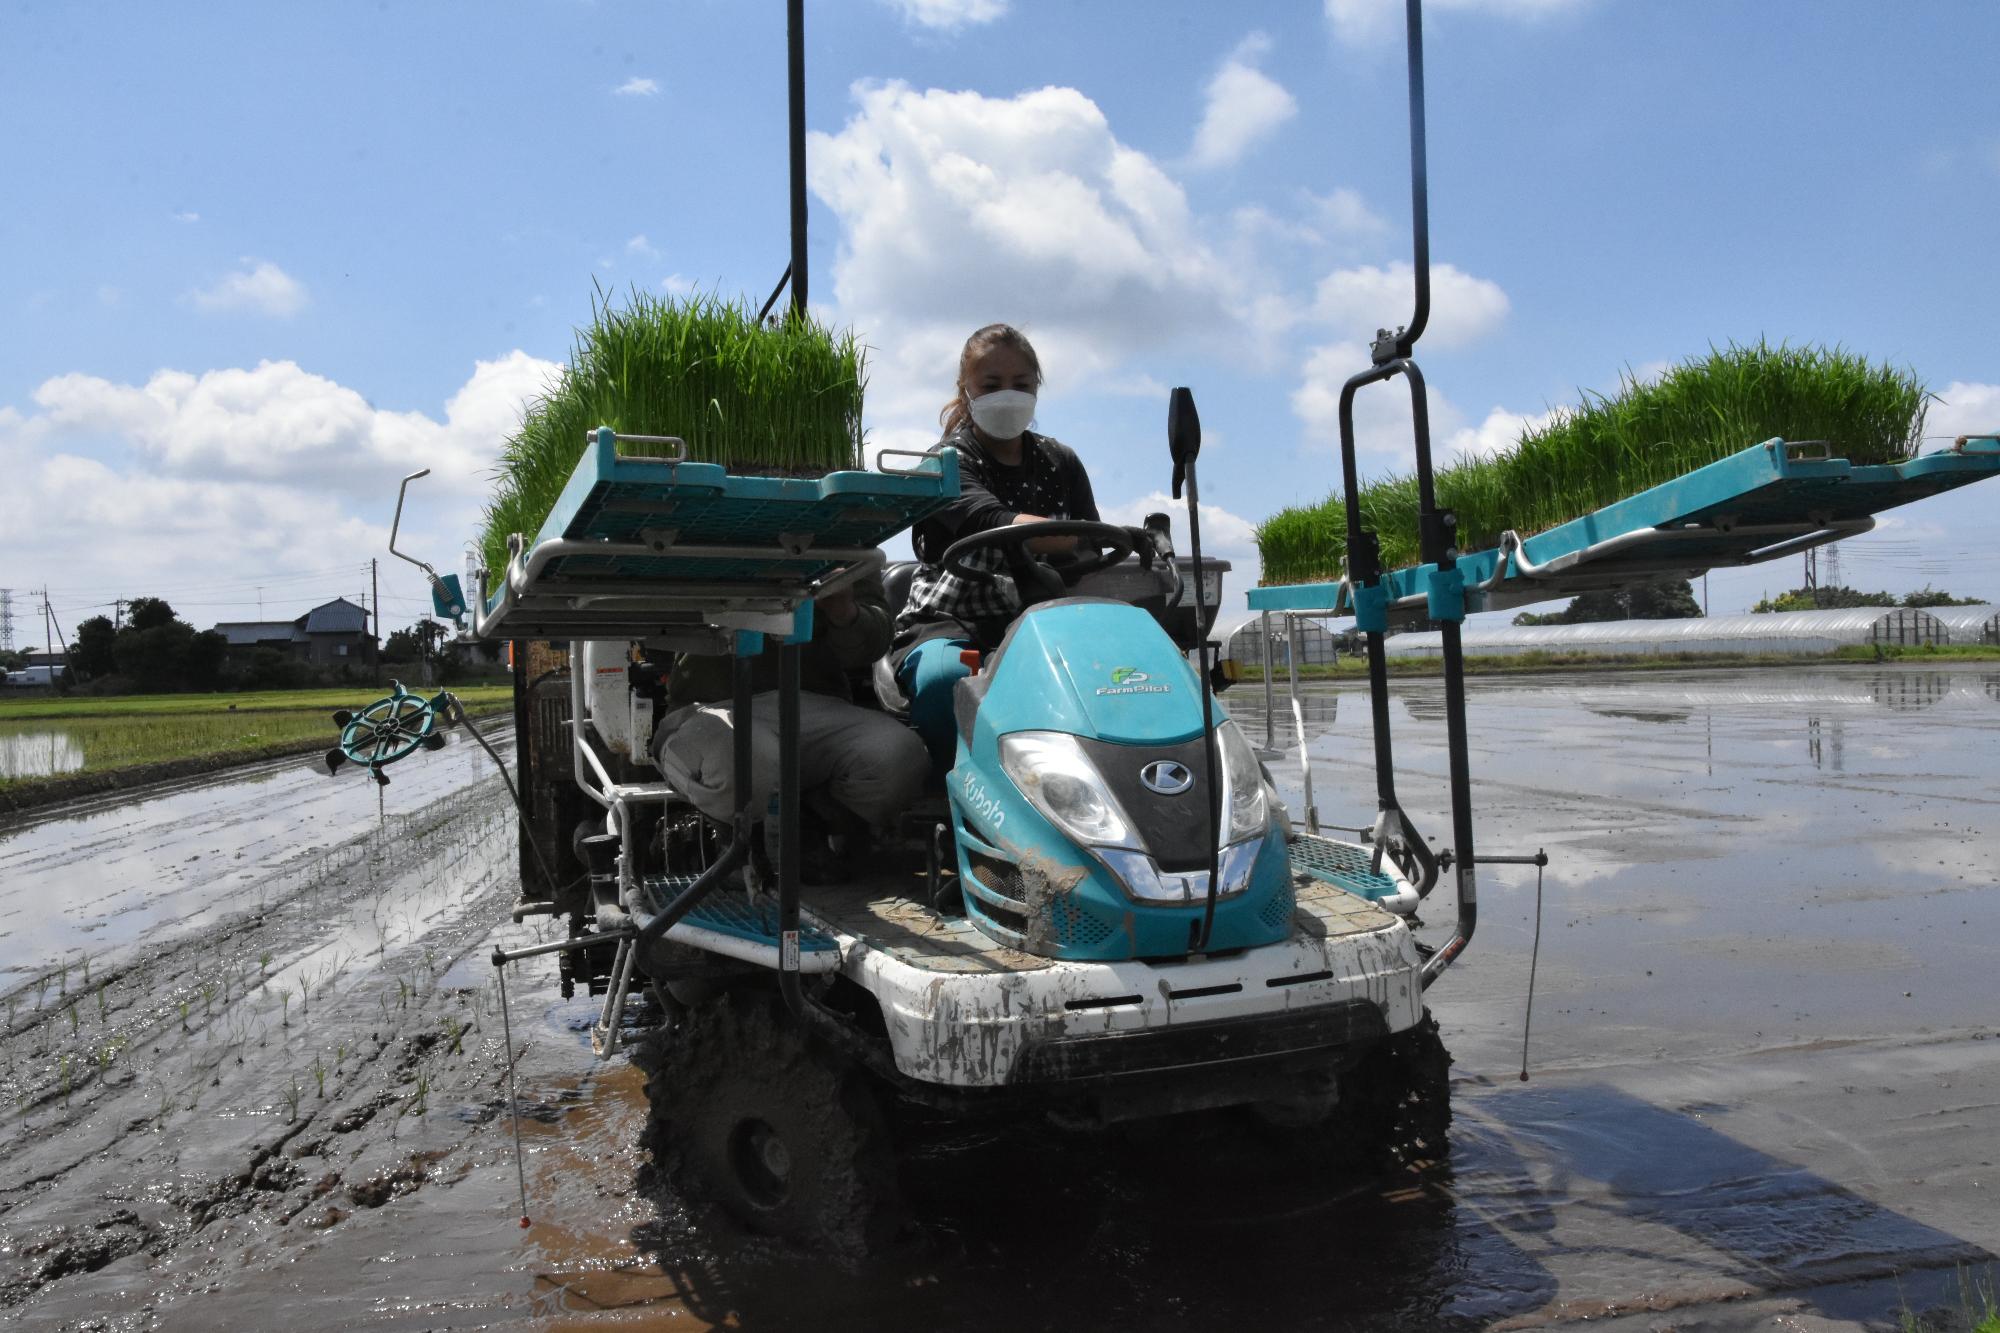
[[941, 521, 1142, 601]]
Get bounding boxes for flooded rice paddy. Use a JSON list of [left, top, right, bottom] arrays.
[[0, 665, 1993, 1330], [0, 712, 360, 782]]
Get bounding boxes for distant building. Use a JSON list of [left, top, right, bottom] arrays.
[[213, 598, 373, 665]]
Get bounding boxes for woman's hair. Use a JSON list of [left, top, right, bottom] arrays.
[[939, 323, 1043, 437]]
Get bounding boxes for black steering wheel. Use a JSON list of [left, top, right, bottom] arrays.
[[941, 521, 1143, 605]]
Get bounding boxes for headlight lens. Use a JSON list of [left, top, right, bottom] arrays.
[[1218, 719, 1268, 844], [998, 731, 1137, 849]]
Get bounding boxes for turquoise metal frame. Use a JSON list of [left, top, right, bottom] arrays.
[[1248, 436, 2000, 619], [469, 428, 960, 643]]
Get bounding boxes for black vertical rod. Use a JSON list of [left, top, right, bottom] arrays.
[[1400, 0, 1431, 354], [786, 0, 808, 318], [1187, 459, 1222, 952], [1336, 370, 1402, 817], [776, 640, 804, 1015]]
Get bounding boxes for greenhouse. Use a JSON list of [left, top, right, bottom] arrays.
[[1930, 604, 1999, 645], [1216, 611, 1347, 672], [1382, 607, 1961, 660]]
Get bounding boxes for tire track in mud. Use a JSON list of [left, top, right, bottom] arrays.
[[0, 771, 551, 1321]]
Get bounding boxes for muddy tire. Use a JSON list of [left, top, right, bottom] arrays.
[[1334, 1009, 1453, 1170], [642, 992, 897, 1254]]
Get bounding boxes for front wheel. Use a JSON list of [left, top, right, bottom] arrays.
[[642, 993, 899, 1255], [1334, 1009, 1453, 1169]]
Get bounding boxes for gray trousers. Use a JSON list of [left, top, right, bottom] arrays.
[[651, 691, 930, 834]]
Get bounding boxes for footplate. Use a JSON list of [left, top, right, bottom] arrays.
[[632, 875, 844, 973]]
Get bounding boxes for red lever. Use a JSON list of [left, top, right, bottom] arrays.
[[959, 649, 982, 672]]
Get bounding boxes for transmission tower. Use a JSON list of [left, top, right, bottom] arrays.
[[1824, 542, 1843, 594], [0, 588, 12, 652]]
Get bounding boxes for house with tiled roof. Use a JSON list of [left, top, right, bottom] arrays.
[[213, 597, 372, 665]]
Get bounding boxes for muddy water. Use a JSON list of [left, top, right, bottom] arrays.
[[0, 728, 85, 782], [1, 667, 1996, 1331]]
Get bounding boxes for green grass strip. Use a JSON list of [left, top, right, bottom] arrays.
[[0, 685, 513, 722], [1257, 342, 1928, 586], [480, 288, 867, 576]]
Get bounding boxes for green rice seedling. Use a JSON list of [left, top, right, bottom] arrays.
[[66, 1000, 78, 1036], [442, 1016, 465, 1057], [283, 1076, 301, 1123], [34, 975, 48, 1010], [7, 994, 17, 1032], [95, 985, 107, 1022], [78, 955, 88, 988], [312, 1054, 326, 1098], [178, 1000, 189, 1032], [1257, 342, 1929, 584], [478, 288, 868, 577], [279, 989, 291, 1027], [56, 961, 66, 998]]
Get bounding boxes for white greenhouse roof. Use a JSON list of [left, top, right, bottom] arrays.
[[1384, 607, 1950, 656]]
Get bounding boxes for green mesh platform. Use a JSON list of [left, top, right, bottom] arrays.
[[638, 875, 840, 954], [1289, 833, 1401, 902]]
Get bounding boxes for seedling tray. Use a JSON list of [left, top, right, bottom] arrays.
[[471, 430, 958, 641], [1249, 436, 2000, 618]]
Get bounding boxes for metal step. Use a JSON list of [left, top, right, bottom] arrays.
[[633, 874, 843, 973]]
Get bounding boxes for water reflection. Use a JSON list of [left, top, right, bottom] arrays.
[[0, 727, 85, 780]]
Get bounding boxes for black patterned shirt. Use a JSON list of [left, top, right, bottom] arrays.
[[897, 427, 1099, 650]]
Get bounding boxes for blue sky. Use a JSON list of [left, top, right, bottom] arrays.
[[4, 0, 1997, 642]]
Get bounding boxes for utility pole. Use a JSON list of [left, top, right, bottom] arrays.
[[1802, 547, 1819, 606], [370, 558, 380, 680], [1702, 572, 1709, 616], [42, 588, 52, 656], [113, 598, 130, 630]]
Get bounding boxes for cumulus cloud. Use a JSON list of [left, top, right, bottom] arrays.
[[1927, 380, 2000, 441], [188, 260, 308, 317], [1188, 33, 1298, 169], [626, 234, 658, 259], [1325, 0, 1590, 45], [23, 351, 559, 495], [1311, 261, 1509, 347], [881, 0, 1007, 30], [809, 80, 1265, 424], [614, 77, 660, 97], [0, 354, 561, 632], [1445, 404, 1557, 462]]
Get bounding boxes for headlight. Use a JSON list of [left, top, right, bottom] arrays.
[[1217, 719, 1268, 844], [998, 731, 1138, 849]]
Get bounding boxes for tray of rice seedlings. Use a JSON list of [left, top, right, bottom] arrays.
[[470, 290, 958, 640], [1251, 343, 2000, 618]]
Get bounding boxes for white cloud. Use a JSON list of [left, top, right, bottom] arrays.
[[626, 234, 658, 259], [171, 210, 200, 224], [1311, 261, 1509, 347], [1309, 187, 1389, 239], [881, 0, 1007, 31], [614, 77, 660, 97], [1189, 33, 1298, 169], [1, 354, 562, 633], [808, 80, 1264, 425], [1444, 404, 1557, 462], [1927, 381, 2000, 442], [1290, 338, 1469, 462], [1325, 0, 1590, 45], [661, 273, 696, 297], [189, 260, 308, 317]]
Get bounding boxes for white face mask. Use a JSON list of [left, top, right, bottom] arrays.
[[967, 388, 1036, 440]]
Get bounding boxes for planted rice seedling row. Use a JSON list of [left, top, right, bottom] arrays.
[[1257, 342, 1928, 586]]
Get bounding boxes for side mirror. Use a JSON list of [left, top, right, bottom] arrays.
[[1168, 387, 1200, 499]]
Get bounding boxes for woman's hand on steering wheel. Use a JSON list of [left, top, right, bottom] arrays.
[[940, 520, 1143, 598]]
